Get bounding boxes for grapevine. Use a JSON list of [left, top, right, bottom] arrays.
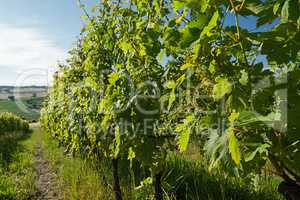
[[41, 0, 300, 199]]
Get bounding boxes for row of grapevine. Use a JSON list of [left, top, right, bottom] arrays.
[[41, 0, 300, 199], [0, 112, 30, 135]]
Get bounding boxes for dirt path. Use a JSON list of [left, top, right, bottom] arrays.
[[34, 137, 59, 200]]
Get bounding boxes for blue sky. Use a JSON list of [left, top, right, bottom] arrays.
[[0, 0, 96, 86], [0, 0, 83, 49]]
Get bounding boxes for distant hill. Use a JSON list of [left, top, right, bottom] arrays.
[[0, 86, 48, 100], [0, 86, 48, 122], [0, 99, 41, 122]]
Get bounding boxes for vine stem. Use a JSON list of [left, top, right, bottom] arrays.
[[77, 0, 92, 21], [154, 171, 163, 200], [228, 0, 249, 67], [112, 158, 123, 200]]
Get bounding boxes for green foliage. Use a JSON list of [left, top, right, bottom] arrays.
[[25, 97, 45, 111], [165, 0, 300, 188], [0, 112, 29, 135]]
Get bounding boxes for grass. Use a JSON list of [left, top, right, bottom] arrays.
[[0, 130, 38, 200], [40, 131, 285, 200], [161, 141, 284, 200], [0, 98, 43, 122], [0, 127, 285, 200], [38, 130, 283, 200], [163, 153, 284, 200], [41, 129, 115, 200]]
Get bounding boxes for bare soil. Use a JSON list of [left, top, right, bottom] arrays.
[[34, 143, 59, 200]]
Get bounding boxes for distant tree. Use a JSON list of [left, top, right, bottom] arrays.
[[8, 95, 15, 101]]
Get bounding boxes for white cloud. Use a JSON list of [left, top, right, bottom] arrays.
[[0, 24, 68, 86]]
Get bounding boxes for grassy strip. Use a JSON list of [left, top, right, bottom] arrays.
[[0, 130, 38, 200], [38, 129, 284, 200], [41, 129, 114, 200]]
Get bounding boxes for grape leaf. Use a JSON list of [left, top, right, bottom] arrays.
[[213, 77, 232, 100], [200, 11, 219, 38], [228, 128, 241, 166]]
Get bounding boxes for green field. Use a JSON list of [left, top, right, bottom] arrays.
[[0, 97, 44, 122]]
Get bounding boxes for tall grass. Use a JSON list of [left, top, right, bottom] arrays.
[[42, 130, 115, 200], [40, 131, 285, 200], [163, 153, 283, 200], [0, 130, 37, 200]]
